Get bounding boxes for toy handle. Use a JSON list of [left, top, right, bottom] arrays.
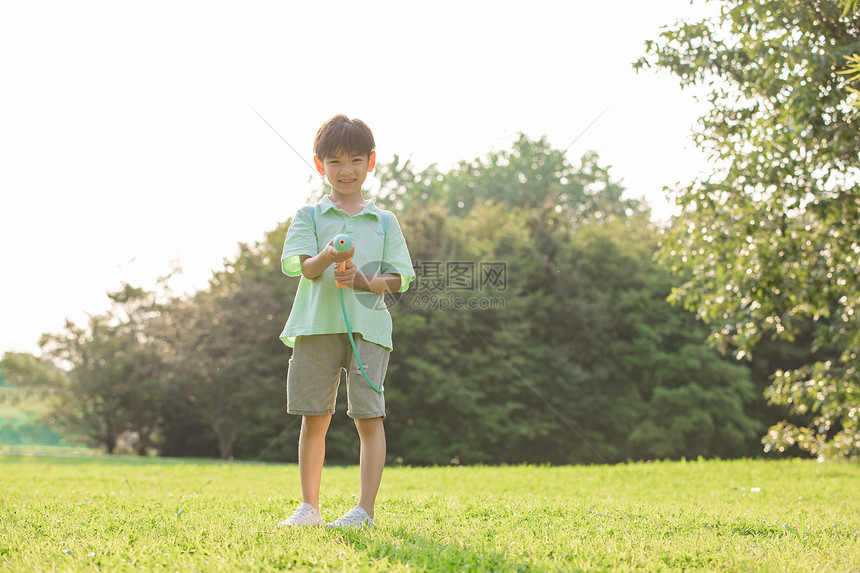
[[336, 259, 351, 289], [333, 234, 353, 289]]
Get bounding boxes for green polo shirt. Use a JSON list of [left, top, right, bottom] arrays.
[[279, 195, 415, 350]]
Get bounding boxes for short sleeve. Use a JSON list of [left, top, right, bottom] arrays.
[[380, 213, 415, 292], [281, 206, 318, 276]]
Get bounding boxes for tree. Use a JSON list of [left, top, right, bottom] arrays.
[[152, 227, 301, 460], [637, 0, 860, 459], [0, 351, 66, 391], [32, 285, 166, 453], [376, 135, 646, 227], [376, 137, 762, 464]]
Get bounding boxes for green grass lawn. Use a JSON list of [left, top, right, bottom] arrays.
[[1, 455, 858, 571]]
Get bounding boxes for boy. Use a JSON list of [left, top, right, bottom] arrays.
[[277, 115, 414, 528]]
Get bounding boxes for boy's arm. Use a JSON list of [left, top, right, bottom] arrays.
[[378, 213, 415, 293], [301, 249, 400, 293], [298, 253, 331, 280], [298, 241, 353, 280], [353, 272, 402, 294]]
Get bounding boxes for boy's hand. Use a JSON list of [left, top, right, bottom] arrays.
[[333, 259, 358, 288], [327, 238, 356, 288], [325, 240, 355, 264], [298, 240, 356, 282]]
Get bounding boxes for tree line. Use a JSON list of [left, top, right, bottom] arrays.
[[0, 136, 807, 464]]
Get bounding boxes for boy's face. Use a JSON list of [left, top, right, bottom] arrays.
[[314, 149, 376, 197]]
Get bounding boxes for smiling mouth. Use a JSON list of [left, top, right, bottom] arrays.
[[339, 178, 357, 184]]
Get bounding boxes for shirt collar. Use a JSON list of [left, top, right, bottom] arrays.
[[319, 194, 384, 220]]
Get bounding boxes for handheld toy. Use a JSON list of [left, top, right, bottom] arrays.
[[332, 234, 383, 394], [333, 234, 353, 289]]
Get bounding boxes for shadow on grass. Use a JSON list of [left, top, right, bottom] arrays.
[[330, 526, 537, 572]]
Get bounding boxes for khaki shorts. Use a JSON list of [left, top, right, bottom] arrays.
[[286, 333, 389, 419]]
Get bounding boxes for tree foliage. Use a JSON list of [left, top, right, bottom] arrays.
[[149, 228, 301, 460], [11, 285, 167, 453], [637, 0, 860, 459], [375, 136, 761, 464]]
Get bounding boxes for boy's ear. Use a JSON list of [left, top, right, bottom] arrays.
[[367, 151, 376, 172], [313, 156, 326, 176]]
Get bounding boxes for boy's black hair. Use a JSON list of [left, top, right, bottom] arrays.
[[313, 114, 375, 160]]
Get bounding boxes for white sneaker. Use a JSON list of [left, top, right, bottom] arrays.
[[325, 505, 375, 528], [277, 502, 323, 527]]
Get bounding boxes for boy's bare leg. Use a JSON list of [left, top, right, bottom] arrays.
[[354, 416, 386, 517], [299, 414, 332, 510]]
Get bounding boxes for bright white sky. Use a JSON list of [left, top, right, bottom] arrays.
[[1, 0, 718, 355]]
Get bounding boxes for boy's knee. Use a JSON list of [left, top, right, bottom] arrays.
[[302, 414, 332, 433], [354, 416, 384, 433]]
